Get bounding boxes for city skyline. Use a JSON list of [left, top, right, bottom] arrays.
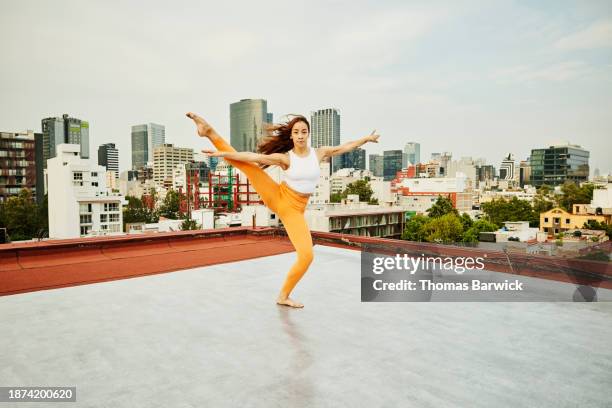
[[1, 1, 611, 174]]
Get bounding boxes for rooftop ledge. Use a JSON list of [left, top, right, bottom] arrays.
[[1, 227, 610, 296]]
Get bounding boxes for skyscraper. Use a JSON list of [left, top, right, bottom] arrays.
[[404, 142, 421, 166], [530, 143, 589, 187], [383, 150, 403, 181], [369, 154, 384, 177], [41, 114, 90, 166], [131, 123, 165, 169], [98, 143, 119, 178], [333, 148, 366, 173], [230, 99, 272, 152], [311, 108, 340, 175]]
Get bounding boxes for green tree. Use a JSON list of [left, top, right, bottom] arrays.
[[481, 197, 536, 228], [583, 220, 612, 239], [462, 219, 498, 243], [401, 214, 430, 242], [330, 192, 342, 203], [180, 218, 200, 230], [459, 213, 473, 230], [341, 179, 375, 202], [422, 213, 464, 244], [0, 188, 41, 241], [558, 182, 594, 211], [159, 190, 184, 219], [426, 195, 458, 218]]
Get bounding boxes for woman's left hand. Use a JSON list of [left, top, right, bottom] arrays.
[[366, 130, 380, 143]]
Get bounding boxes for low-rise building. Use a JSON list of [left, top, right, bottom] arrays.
[[540, 204, 610, 236]]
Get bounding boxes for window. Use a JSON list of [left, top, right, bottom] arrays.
[[544, 217, 548, 223], [80, 214, 92, 224], [79, 203, 92, 213], [109, 214, 119, 222], [73, 172, 82, 180], [565, 219, 570, 224], [92, 182, 98, 187], [104, 203, 119, 212], [91, 172, 97, 177], [100, 214, 108, 223]]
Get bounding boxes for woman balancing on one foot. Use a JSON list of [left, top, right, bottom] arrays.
[[186, 112, 380, 308]]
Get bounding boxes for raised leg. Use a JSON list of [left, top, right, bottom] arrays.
[[188, 112, 281, 213]]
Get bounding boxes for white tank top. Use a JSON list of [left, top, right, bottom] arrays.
[[282, 148, 321, 194]]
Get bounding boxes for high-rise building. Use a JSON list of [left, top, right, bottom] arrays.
[[499, 154, 516, 181], [519, 159, 531, 187], [369, 154, 384, 177], [383, 150, 403, 181], [333, 148, 366, 173], [311, 108, 341, 175], [476, 165, 496, 183], [530, 143, 589, 187], [230, 99, 272, 152], [98, 143, 119, 179], [153, 144, 194, 186], [131, 123, 165, 169], [0, 131, 40, 202], [41, 114, 90, 166], [404, 142, 420, 166]]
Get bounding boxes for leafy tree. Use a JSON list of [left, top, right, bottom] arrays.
[[0, 188, 42, 241], [422, 213, 464, 244], [463, 219, 498, 243], [159, 190, 185, 219], [459, 213, 473, 230], [180, 218, 200, 230], [341, 180, 375, 202], [481, 197, 537, 228], [330, 192, 342, 203], [558, 182, 594, 211], [583, 220, 612, 239], [123, 195, 159, 229], [426, 195, 458, 218], [401, 214, 430, 242]]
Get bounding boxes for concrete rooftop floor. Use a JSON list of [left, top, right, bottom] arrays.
[[1, 245, 612, 408]]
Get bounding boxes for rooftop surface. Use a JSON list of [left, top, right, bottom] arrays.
[[2, 243, 612, 407]]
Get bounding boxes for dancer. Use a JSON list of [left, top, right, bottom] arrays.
[[186, 112, 379, 308]]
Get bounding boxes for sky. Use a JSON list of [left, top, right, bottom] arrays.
[[1, 0, 611, 174]]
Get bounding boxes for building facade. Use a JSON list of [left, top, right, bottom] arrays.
[[404, 142, 420, 166], [98, 143, 119, 179], [153, 144, 194, 186], [230, 99, 271, 152], [131, 123, 165, 169], [0, 131, 39, 202], [530, 143, 589, 187], [383, 150, 403, 181], [47, 144, 126, 239], [41, 114, 90, 165]]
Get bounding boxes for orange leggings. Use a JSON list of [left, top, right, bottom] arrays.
[[207, 134, 313, 297]]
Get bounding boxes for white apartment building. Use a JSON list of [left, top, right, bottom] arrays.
[[47, 144, 126, 239]]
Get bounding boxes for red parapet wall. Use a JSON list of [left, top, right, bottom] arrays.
[[0, 227, 293, 296], [2, 228, 610, 296]]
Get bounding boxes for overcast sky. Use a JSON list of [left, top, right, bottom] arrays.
[[1, 0, 611, 174]]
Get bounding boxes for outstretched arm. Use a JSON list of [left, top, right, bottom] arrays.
[[202, 150, 288, 168], [319, 130, 380, 161]]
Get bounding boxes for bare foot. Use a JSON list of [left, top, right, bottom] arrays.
[[276, 296, 304, 308], [186, 112, 212, 138]]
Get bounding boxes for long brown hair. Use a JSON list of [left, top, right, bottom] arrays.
[[256, 114, 310, 169]]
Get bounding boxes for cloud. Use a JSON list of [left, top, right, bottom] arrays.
[[491, 61, 592, 83], [555, 20, 612, 50]]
